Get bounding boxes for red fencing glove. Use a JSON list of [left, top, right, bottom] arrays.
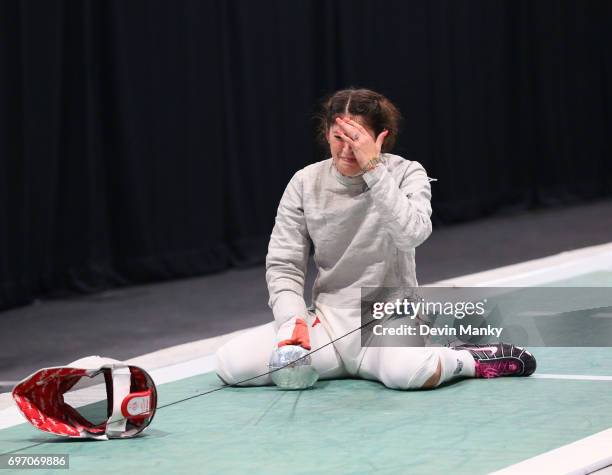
[[276, 316, 311, 350]]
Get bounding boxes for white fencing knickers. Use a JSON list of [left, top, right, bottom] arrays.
[[215, 302, 456, 390]]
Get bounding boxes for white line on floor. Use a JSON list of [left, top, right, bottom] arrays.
[[532, 374, 612, 381], [490, 428, 612, 475], [433, 241, 612, 287]]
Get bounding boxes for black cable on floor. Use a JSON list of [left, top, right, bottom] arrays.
[[157, 317, 377, 409], [0, 317, 378, 456]]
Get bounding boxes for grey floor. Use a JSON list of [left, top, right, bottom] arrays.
[[1, 198, 612, 389]]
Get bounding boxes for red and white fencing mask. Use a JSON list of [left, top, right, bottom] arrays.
[[12, 356, 157, 440]]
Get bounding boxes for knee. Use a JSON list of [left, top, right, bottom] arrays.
[[214, 341, 271, 387], [215, 346, 234, 385], [420, 360, 442, 389], [380, 350, 441, 390]]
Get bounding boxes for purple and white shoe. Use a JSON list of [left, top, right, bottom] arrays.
[[455, 343, 537, 378]]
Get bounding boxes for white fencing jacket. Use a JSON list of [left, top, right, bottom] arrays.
[[266, 153, 433, 329]]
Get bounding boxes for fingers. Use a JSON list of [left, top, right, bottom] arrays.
[[334, 120, 356, 145], [335, 117, 388, 155], [336, 117, 383, 144], [338, 130, 356, 144], [341, 117, 368, 135], [335, 117, 359, 138]]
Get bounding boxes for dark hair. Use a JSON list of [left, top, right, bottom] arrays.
[[316, 88, 401, 153]]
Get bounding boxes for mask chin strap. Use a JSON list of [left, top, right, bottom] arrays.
[[105, 365, 154, 439], [105, 366, 133, 438]]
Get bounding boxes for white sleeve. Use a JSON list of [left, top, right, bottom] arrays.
[[362, 160, 433, 251], [265, 171, 311, 326]]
